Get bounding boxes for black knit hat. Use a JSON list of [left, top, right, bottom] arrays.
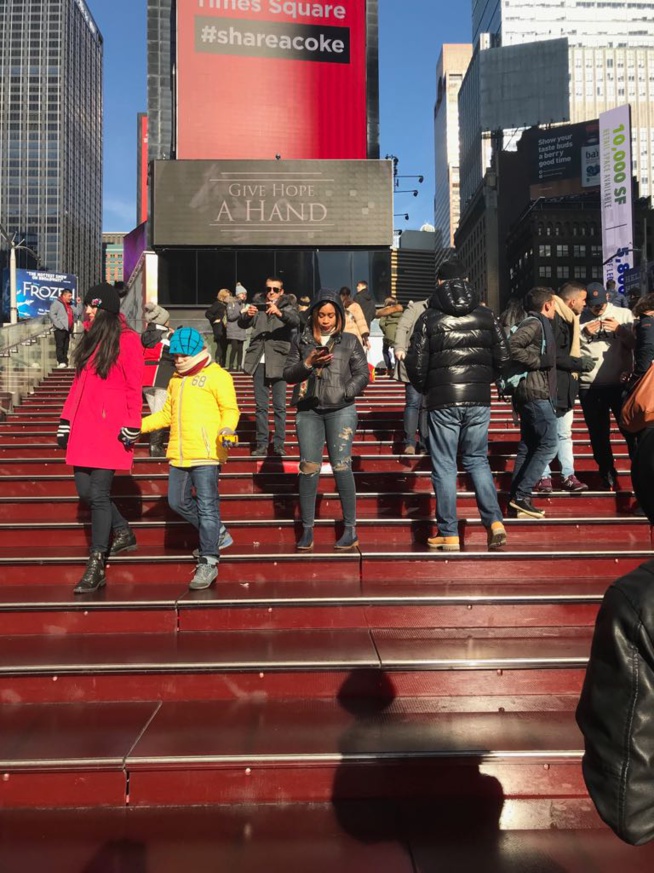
[[84, 283, 121, 315]]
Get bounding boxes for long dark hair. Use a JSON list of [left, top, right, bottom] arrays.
[[72, 309, 123, 379]]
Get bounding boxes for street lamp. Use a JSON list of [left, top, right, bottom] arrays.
[[395, 175, 424, 187], [602, 246, 641, 266], [394, 213, 409, 221], [0, 222, 42, 325], [395, 189, 419, 197]]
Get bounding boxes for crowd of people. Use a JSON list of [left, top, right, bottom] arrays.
[[52, 266, 653, 595]]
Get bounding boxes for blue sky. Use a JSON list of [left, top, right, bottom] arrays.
[[91, 0, 470, 231]]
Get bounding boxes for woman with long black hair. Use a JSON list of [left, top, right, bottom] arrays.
[[57, 284, 143, 594], [283, 290, 369, 551]]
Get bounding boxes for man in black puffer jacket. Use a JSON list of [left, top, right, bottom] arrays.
[[405, 261, 510, 552]]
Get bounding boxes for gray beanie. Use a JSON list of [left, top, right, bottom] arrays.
[[144, 302, 170, 325]]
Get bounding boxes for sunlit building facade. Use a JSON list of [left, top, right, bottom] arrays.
[[0, 0, 103, 289]]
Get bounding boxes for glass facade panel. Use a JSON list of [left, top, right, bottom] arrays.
[[0, 0, 102, 293], [157, 249, 392, 307]]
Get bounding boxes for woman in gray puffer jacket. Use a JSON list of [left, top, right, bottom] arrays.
[[283, 290, 369, 552]]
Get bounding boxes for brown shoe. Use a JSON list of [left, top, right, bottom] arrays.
[[427, 535, 460, 552], [486, 521, 507, 551]]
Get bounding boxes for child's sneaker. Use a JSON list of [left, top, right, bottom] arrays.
[[192, 526, 232, 558], [189, 558, 217, 590]]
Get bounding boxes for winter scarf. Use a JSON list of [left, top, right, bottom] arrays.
[[554, 295, 581, 379], [175, 349, 212, 376]]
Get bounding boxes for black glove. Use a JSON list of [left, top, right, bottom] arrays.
[[118, 426, 141, 448], [580, 355, 596, 373], [56, 419, 70, 449]]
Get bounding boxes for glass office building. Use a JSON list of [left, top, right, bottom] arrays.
[[467, 0, 654, 200], [473, 0, 654, 49], [0, 0, 103, 290]]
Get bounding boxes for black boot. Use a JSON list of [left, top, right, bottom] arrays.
[[149, 429, 166, 458], [109, 526, 137, 556], [73, 551, 106, 595]]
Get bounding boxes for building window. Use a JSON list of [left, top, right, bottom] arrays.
[[540, 266, 552, 278], [539, 245, 551, 257], [556, 244, 568, 257], [574, 267, 587, 280], [573, 245, 586, 258]]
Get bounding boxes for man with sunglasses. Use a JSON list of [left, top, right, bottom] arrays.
[[239, 277, 300, 456], [579, 282, 635, 489]]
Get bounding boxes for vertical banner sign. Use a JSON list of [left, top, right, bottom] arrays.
[[176, 0, 368, 160], [600, 105, 634, 296], [136, 113, 149, 225]]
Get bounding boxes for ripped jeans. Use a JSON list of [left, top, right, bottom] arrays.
[[295, 403, 358, 528]]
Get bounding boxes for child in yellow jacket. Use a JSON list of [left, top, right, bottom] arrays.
[[141, 327, 240, 590]]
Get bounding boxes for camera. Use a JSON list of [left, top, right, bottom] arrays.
[[255, 303, 269, 312]]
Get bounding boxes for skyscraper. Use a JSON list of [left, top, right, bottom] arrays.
[[468, 0, 654, 199], [0, 0, 103, 290], [474, 0, 654, 49], [434, 44, 472, 263]]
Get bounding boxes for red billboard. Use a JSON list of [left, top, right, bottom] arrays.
[[136, 113, 149, 225], [176, 0, 369, 160]]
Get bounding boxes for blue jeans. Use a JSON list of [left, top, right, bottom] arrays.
[[404, 383, 428, 449], [427, 406, 502, 537], [542, 408, 575, 480], [168, 465, 221, 561], [296, 404, 358, 528], [510, 400, 559, 501], [253, 363, 287, 450]]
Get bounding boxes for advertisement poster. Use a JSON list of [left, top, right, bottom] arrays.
[[152, 158, 393, 247], [528, 120, 600, 199], [599, 105, 634, 293], [1, 269, 77, 321], [176, 0, 369, 160]]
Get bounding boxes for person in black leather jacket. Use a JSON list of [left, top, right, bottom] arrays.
[[283, 289, 369, 551], [633, 292, 654, 377], [405, 263, 510, 552], [576, 545, 654, 845]]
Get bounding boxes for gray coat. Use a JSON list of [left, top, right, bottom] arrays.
[[239, 295, 300, 380], [48, 297, 80, 331], [392, 299, 428, 383], [226, 300, 248, 341]]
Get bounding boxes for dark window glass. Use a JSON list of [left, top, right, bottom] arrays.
[[275, 250, 315, 298], [158, 249, 197, 305], [197, 249, 236, 303], [235, 251, 276, 296]]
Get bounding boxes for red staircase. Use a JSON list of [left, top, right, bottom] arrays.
[[0, 369, 653, 870]]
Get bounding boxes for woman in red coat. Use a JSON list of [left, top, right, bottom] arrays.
[[57, 284, 143, 594]]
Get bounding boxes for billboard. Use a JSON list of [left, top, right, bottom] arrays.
[[136, 113, 149, 226], [176, 0, 369, 160], [480, 39, 570, 135], [151, 159, 393, 247], [600, 105, 634, 292], [1, 269, 77, 321], [123, 222, 148, 284], [528, 120, 600, 198]]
